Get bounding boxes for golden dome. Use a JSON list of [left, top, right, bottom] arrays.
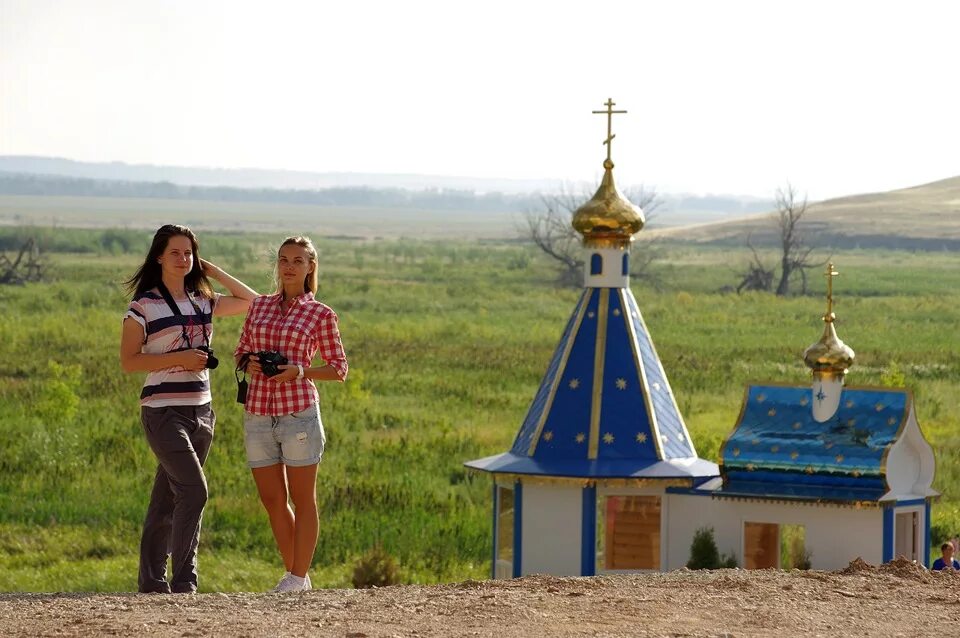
[[803, 317, 856, 379], [571, 159, 645, 246], [803, 263, 855, 379]]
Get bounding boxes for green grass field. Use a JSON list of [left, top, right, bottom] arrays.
[[0, 225, 958, 592]]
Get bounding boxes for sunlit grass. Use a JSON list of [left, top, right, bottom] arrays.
[[1, 230, 958, 589]]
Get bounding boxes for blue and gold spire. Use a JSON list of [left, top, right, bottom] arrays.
[[465, 99, 717, 482]]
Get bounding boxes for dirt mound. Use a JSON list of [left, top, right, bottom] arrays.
[[1, 567, 957, 637], [840, 556, 874, 575], [877, 555, 934, 582]]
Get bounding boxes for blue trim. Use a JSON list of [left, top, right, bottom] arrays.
[[581, 485, 597, 576], [895, 498, 927, 506], [621, 253, 629, 276], [591, 253, 602, 275], [882, 507, 894, 562], [491, 484, 498, 579], [925, 501, 932, 568], [513, 482, 523, 578]]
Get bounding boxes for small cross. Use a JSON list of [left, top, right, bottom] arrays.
[[824, 262, 839, 318], [592, 98, 627, 163]]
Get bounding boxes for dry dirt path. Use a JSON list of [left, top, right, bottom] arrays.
[[1, 559, 957, 637]]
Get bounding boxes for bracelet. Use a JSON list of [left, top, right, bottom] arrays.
[[297, 365, 304, 379]]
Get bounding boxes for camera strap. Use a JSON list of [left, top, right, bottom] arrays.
[[156, 282, 210, 349], [235, 353, 250, 405]]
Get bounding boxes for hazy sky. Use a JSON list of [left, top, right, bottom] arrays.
[[2, 0, 958, 199]]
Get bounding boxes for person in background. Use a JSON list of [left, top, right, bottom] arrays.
[[932, 542, 960, 571], [234, 236, 348, 593], [120, 224, 257, 593]]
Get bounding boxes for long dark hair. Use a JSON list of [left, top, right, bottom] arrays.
[[124, 224, 214, 299]]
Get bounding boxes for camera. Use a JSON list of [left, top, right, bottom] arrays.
[[176, 345, 219, 369], [255, 351, 288, 377], [197, 346, 219, 370]]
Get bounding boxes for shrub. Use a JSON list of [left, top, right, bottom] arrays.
[[688, 526, 737, 569], [351, 543, 400, 589], [687, 526, 721, 569]]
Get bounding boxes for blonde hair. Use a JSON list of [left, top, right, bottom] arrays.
[[275, 236, 318, 295]]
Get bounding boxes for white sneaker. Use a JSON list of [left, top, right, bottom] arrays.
[[272, 572, 310, 593]]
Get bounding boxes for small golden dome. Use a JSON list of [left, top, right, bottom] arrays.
[[803, 263, 855, 379], [803, 316, 856, 378], [571, 159, 645, 245]]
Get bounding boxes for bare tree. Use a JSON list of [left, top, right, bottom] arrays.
[[523, 185, 663, 287], [773, 184, 821, 296], [0, 237, 48, 285], [735, 234, 775, 293]]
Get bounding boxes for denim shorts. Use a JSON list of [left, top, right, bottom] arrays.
[[243, 403, 326, 468]]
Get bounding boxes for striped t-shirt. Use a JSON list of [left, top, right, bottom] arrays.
[[124, 288, 222, 408]]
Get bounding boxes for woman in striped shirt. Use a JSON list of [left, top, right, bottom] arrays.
[[234, 236, 348, 592], [120, 224, 257, 594]]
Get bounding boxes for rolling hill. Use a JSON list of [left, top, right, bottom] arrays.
[[654, 176, 960, 250]]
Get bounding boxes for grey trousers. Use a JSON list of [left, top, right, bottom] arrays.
[[138, 403, 215, 594]]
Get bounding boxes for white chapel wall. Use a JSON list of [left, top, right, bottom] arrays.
[[520, 483, 582, 576], [667, 494, 883, 570]]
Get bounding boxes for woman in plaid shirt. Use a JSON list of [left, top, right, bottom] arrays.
[[234, 236, 348, 592]]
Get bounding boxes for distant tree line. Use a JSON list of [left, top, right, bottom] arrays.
[[0, 172, 544, 213]]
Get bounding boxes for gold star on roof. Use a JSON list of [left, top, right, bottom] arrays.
[[825, 442, 834, 449], [732, 447, 740, 457], [746, 463, 756, 471], [793, 422, 802, 430], [569, 378, 580, 389], [845, 399, 855, 408], [875, 403, 884, 412], [757, 394, 766, 403], [615, 378, 627, 390], [612, 308, 621, 316], [587, 311, 595, 319], [636, 432, 647, 443], [849, 418, 857, 427], [543, 431, 554, 442], [768, 408, 777, 417], [575, 432, 586, 444], [771, 445, 780, 453], [887, 417, 897, 426], [805, 466, 815, 474], [603, 432, 615, 444], [660, 434, 669, 442], [835, 454, 844, 463], [852, 470, 861, 478], [790, 451, 799, 460], [800, 397, 810, 407]]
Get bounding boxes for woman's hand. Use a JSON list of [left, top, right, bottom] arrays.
[[177, 348, 210, 371], [199, 258, 222, 280], [244, 354, 263, 376], [202, 258, 258, 316], [268, 364, 301, 384]]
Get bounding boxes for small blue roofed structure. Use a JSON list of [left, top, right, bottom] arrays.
[[672, 381, 937, 570], [465, 100, 718, 578]]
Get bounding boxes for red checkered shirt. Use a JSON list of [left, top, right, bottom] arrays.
[[234, 292, 348, 416]]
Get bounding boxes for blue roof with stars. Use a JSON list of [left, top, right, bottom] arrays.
[[713, 384, 913, 502], [465, 287, 718, 480]]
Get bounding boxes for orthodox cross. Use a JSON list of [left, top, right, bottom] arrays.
[[824, 262, 839, 318], [592, 98, 626, 163]]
